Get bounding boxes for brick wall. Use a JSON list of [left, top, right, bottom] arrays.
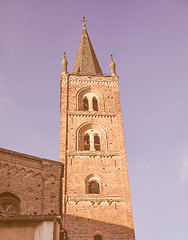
[[60, 73, 135, 239], [0, 148, 63, 216]]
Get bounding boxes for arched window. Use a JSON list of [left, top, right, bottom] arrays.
[[84, 133, 90, 150], [85, 175, 102, 194], [92, 97, 98, 111], [83, 96, 89, 111], [0, 192, 21, 217], [77, 87, 105, 111], [78, 123, 108, 152], [94, 234, 102, 240], [88, 181, 100, 194], [94, 134, 101, 151]]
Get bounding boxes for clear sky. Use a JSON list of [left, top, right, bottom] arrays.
[[0, 0, 188, 239]]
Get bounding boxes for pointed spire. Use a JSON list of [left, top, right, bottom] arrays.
[[72, 17, 103, 75], [62, 52, 68, 74], [109, 54, 116, 76]]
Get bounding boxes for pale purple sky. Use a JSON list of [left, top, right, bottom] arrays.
[[0, 0, 188, 239]]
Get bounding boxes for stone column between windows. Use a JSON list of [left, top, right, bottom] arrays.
[[89, 132, 95, 151], [87, 95, 93, 111]]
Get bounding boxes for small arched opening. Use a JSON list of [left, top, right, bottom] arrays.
[[92, 97, 98, 111], [83, 96, 89, 111], [94, 234, 102, 240], [88, 181, 100, 194], [84, 133, 90, 150], [94, 134, 101, 151]]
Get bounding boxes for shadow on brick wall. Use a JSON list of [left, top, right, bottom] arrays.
[[64, 214, 135, 240]]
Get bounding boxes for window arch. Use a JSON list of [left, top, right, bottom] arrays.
[[0, 192, 21, 217], [77, 87, 105, 111], [82, 130, 101, 151], [92, 97, 98, 111], [94, 234, 102, 240], [77, 123, 108, 152], [83, 96, 89, 111], [85, 175, 102, 195]]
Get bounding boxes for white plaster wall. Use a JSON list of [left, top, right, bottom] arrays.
[[34, 221, 54, 240]]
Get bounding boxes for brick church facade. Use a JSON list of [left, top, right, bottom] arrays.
[[0, 148, 64, 240], [0, 21, 135, 240]]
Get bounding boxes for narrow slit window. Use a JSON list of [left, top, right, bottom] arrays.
[[92, 97, 98, 111], [84, 134, 90, 150], [88, 181, 100, 194], [94, 134, 101, 151], [83, 97, 89, 111]]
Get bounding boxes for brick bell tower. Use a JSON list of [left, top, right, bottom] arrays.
[[59, 19, 135, 240]]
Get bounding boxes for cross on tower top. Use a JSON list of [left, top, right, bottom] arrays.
[[81, 16, 87, 28]]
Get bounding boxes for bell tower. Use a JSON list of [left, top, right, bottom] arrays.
[[60, 19, 135, 240]]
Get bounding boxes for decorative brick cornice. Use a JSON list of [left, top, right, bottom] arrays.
[[66, 195, 124, 205], [68, 111, 116, 118], [69, 78, 118, 85], [0, 215, 62, 223], [0, 156, 42, 170], [60, 78, 68, 84], [60, 74, 119, 84], [66, 151, 120, 158]]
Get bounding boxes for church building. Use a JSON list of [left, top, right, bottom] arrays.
[[0, 19, 135, 240]]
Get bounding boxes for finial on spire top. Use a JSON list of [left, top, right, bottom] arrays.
[[64, 52, 66, 56], [110, 54, 115, 64], [81, 16, 87, 29]]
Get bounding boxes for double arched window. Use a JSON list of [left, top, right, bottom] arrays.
[[82, 94, 99, 111], [83, 131, 101, 151], [77, 123, 108, 152], [77, 87, 105, 112]]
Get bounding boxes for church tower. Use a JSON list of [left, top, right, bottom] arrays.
[[60, 19, 135, 240]]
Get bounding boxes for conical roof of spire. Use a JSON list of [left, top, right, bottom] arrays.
[[72, 24, 102, 75]]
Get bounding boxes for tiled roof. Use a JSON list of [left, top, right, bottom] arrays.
[[72, 26, 102, 75]]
